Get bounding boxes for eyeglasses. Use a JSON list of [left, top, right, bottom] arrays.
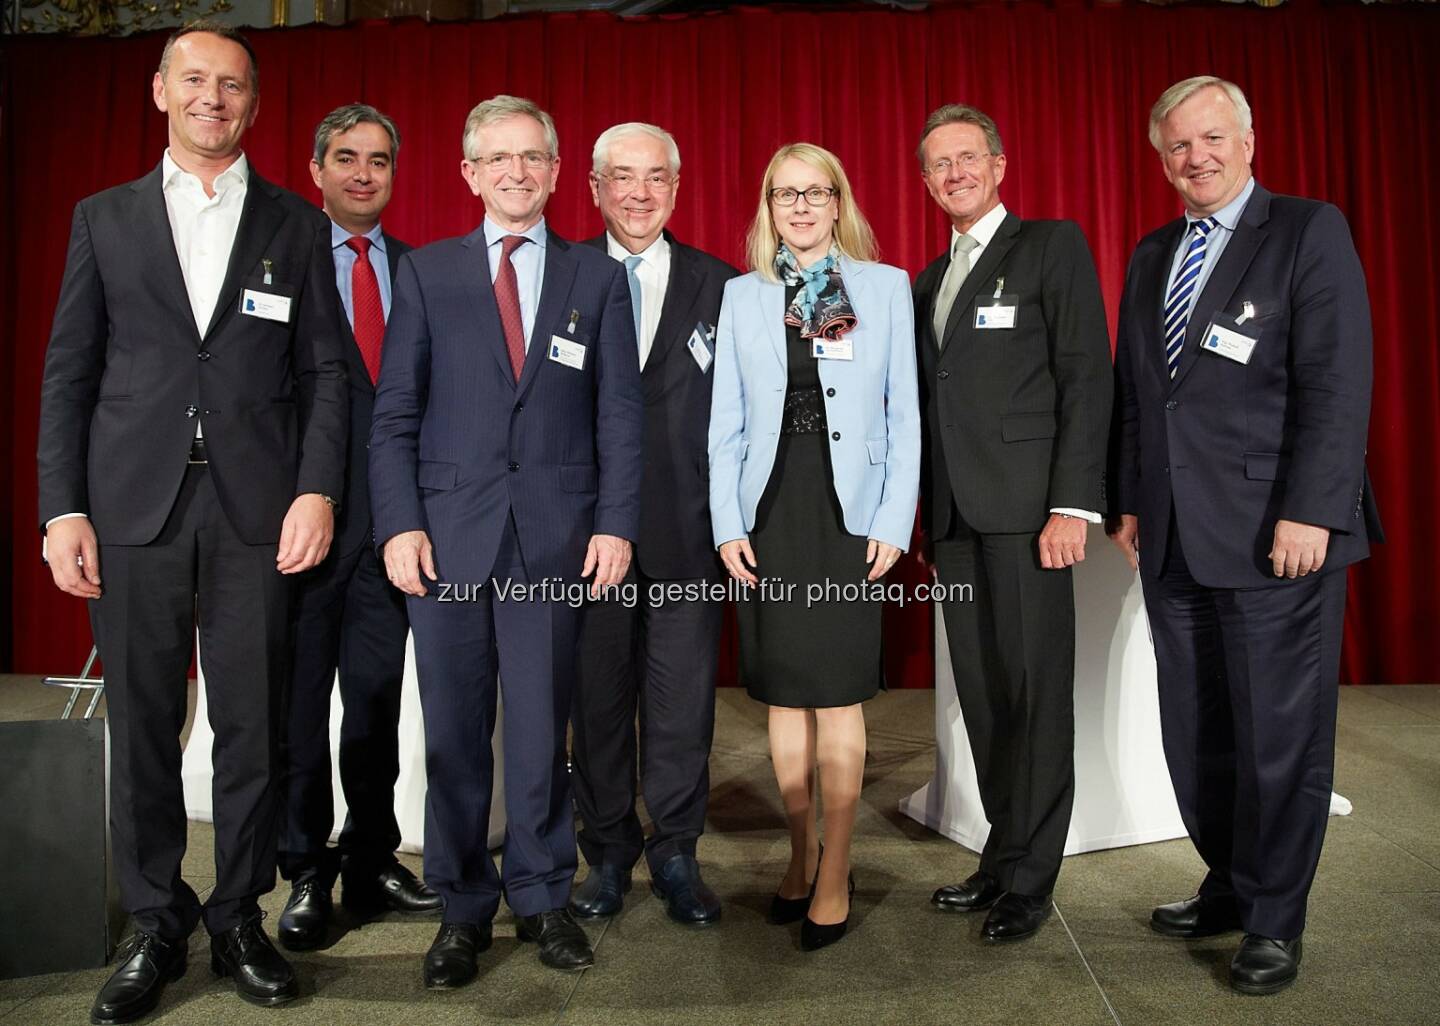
[[923, 153, 993, 177], [597, 170, 676, 194], [476, 150, 554, 172], [769, 186, 836, 208]]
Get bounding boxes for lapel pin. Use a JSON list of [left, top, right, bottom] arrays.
[[1236, 301, 1256, 325], [993, 277, 1005, 299], [262, 258, 273, 286], [568, 309, 579, 334]]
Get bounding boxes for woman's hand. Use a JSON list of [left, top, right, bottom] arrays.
[[719, 538, 759, 587], [866, 539, 902, 581]]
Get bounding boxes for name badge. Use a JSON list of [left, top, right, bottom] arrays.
[[1201, 322, 1257, 364], [687, 322, 714, 373], [548, 335, 587, 370], [974, 292, 1018, 330], [241, 289, 292, 323], [812, 337, 854, 361]]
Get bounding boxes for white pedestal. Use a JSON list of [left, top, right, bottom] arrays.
[[899, 524, 1188, 855], [180, 631, 506, 853]]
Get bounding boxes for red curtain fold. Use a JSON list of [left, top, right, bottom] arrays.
[[2, 4, 1435, 684]]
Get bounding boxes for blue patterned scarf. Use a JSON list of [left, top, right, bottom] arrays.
[[775, 244, 858, 341]]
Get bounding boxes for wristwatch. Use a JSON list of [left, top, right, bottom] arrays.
[[319, 494, 340, 512]]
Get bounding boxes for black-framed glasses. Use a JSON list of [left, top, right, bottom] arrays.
[[769, 186, 836, 207]]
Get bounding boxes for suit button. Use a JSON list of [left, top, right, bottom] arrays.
[[185, 405, 198, 418], [197, 350, 211, 361], [1165, 400, 1178, 410], [516, 403, 524, 412], [508, 461, 520, 472], [831, 431, 841, 441], [826, 388, 835, 398], [938, 369, 950, 380]]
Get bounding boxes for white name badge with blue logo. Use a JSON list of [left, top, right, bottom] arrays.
[[974, 300, 1017, 330], [1201, 322, 1257, 364], [812, 337, 854, 361], [240, 289, 291, 323], [687, 324, 714, 373], [548, 335, 587, 370]]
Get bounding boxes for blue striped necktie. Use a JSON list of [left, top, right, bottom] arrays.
[[1163, 216, 1219, 379]]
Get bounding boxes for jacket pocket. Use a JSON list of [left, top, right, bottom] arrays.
[[1243, 451, 1290, 482], [560, 463, 598, 493], [417, 460, 457, 491], [865, 437, 889, 464], [1000, 412, 1057, 442]]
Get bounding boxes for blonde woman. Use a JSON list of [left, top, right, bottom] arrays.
[[708, 143, 920, 950]]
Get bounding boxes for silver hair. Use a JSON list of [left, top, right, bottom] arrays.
[[313, 103, 401, 166], [591, 122, 681, 175], [462, 95, 559, 161], [916, 103, 1004, 166], [1148, 76, 1253, 152]]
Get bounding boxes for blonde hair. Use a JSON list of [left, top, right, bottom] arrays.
[[744, 143, 878, 281], [1148, 76, 1252, 153]]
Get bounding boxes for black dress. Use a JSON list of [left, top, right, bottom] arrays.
[[737, 287, 883, 708]]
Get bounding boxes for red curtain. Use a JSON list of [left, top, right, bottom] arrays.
[[3, 3, 1436, 684]]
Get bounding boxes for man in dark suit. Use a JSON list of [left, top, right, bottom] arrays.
[[913, 105, 1113, 942], [275, 103, 442, 954], [1109, 76, 1381, 995], [567, 123, 737, 926], [369, 95, 643, 988], [36, 22, 346, 1023]]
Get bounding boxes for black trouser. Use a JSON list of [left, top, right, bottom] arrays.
[[933, 513, 1076, 898], [278, 540, 409, 885], [1145, 517, 1346, 940], [571, 570, 722, 875], [90, 466, 289, 939]]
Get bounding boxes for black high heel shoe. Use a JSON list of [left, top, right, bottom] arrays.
[[768, 843, 825, 925], [800, 856, 854, 951]]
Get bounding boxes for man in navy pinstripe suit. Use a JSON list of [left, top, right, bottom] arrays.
[[368, 95, 643, 988]]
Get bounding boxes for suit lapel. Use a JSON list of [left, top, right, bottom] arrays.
[[131, 167, 200, 344], [517, 232, 577, 398], [1141, 220, 1187, 390], [763, 276, 787, 372], [650, 238, 701, 376], [205, 173, 286, 341], [459, 226, 514, 386], [940, 212, 1021, 356]]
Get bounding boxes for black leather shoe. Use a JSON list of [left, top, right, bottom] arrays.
[[90, 931, 186, 1025], [278, 879, 332, 951], [932, 871, 1003, 913], [799, 910, 849, 952], [1150, 894, 1242, 938], [516, 909, 595, 971], [650, 854, 721, 925], [981, 892, 1052, 942], [342, 861, 443, 915], [568, 863, 632, 918], [209, 917, 298, 1007], [1230, 934, 1302, 995], [422, 922, 492, 990]]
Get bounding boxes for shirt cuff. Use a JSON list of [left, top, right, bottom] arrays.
[[42, 513, 88, 564], [1050, 507, 1102, 524]]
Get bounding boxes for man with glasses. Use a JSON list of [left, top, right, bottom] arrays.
[[913, 104, 1112, 942], [568, 123, 737, 926], [368, 95, 642, 987]]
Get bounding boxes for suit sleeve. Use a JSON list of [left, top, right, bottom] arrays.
[[368, 252, 430, 548], [869, 268, 922, 551], [1109, 252, 1144, 518], [36, 200, 108, 529], [293, 217, 349, 500], [1041, 220, 1114, 514], [708, 279, 748, 547], [592, 259, 644, 541], [1278, 203, 1373, 533]]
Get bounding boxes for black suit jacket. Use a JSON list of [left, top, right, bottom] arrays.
[[327, 230, 412, 558], [37, 162, 348, 546], [914, 214, 1113, 537], [583, 231, 739, 579], [1111, 182, 1382, 588]]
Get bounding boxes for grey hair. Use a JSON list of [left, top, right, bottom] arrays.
[[591, 122, 681, 175], [158, 19, 259, 96], [1148, 76, 1253, 152], [462, 95, 559, 161], [916, 104, 1004, 166], [313, 103, 401, 166]]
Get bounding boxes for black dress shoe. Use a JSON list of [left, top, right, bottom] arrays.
[[422, 922, 492, 990], [568, 863, 632, 918], [931, 870, 1003, 913], [1230, 934, 1302, 995], [1150, 894, 1242, 938], [799, 911, 849, 952], [981, 892, 1052, 942], [90, 931, 186, 1025], [209, 917, 298, 1007], [516, 909, 595, 971], [278, 879, 332, 951], [342, 861, 443, 915], [650, 854, 722, 925]]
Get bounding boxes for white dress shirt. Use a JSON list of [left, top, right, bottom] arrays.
[[483, 215, 548, 350], [952, 202, 1100, 524], [606, 232, 671, 369]]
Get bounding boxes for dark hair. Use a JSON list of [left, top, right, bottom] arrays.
[[158, 19, 260, 96], [313, 104, 402, 166]]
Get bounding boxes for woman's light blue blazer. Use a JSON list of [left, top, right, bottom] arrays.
[[708, 256, 921, 552]]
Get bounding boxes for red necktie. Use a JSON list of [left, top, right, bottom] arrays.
[[495, 234, 530, 381], [345, 236, 385, 384]]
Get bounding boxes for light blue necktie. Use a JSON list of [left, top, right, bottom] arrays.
[[1163, 217, 1219, 379], [624, 255, 644, 354]]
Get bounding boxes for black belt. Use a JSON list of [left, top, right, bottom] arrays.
[[188, 437, 209, 464]]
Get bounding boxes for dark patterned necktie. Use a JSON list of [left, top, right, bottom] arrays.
[[495, 234, 530, 381]]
